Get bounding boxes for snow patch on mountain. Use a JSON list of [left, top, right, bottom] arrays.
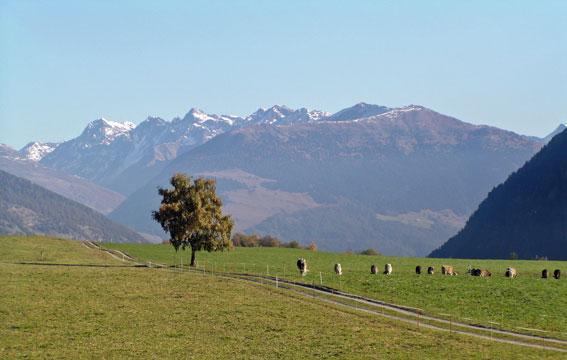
[[19, 141, 59, 161]]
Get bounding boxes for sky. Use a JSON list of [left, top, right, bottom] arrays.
[[1, 0, 566, 149]]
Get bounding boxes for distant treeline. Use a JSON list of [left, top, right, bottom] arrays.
[[231, 232, 317, 250]]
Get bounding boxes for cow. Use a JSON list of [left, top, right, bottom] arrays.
[[467, 264, 472, 275], [505, 267, 517, 278], [371, 265, 378, 274], [554, 269, 561, 279], [471, 268, 491, 277], [416, 265, 422, 274], [383, 263, 392, 275], [334, 263, 342, 275], [542, 269, 549, 279], [297, 258, 307, 277], [427, 266, 434, 275], [441, 265, 457, 275]]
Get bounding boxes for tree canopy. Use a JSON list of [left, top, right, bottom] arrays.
[[152, 173, 234, 266]]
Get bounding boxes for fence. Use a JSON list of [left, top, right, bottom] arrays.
[[103, 248, 566, 343]]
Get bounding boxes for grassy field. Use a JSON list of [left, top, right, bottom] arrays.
[[103, 243, 567, 337], [1, 235, 563, 359]]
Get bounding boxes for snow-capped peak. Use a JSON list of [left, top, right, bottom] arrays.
[[80, 118, 136, 146], [19, 141, 59, 161]]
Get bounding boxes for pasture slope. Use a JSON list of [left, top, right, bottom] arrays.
[[0, 236, 562, 359], [104, 244, 567, 339]]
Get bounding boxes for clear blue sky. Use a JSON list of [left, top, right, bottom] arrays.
[[1, 0, 566, 149]]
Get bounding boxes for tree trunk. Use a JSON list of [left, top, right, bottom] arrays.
[[190, 247, 196, 267]]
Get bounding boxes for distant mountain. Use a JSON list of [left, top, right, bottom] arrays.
[[0, 169, 147, 243], [322, 102, 390, 121], [543, 124, 566, 143], [39, 106, 330, 195], [429, 128, 567, 260], [109, 105, 543, 256], [0, 144, 124, 214], [19, 141, 59, 161]]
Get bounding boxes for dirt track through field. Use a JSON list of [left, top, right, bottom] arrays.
[[84, 242, 566, 353]]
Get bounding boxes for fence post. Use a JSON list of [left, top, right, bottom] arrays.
[[319, 272, 323, 285], [276, 276, 278, 288], [417, 309, 420, 326], [267, 264, 269, 276]]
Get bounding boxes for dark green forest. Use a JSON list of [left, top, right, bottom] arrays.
[[0, 170, 147, 243], [429, 129, 567, 260]]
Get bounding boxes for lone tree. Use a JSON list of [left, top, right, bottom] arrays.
[[152, 173, 234, 266]]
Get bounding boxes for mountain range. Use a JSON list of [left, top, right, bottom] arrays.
[[0, 144, 124, 214], [4, 103, 557, 255], [429, 128, 567, 260]]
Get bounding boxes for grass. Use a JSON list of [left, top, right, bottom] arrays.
[[1, 235, 563, 359], [103, 243, 567, 338]]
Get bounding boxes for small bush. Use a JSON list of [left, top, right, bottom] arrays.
[[360, 248, 381, 256], [305, 242, 317, 251], [259, 235, 280, 247], [231, 233, 259, 247], [281, 240, 301, 249]]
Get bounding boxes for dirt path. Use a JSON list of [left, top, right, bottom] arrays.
[[85, 243, 566, 353]]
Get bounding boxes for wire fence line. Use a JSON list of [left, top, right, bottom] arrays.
[[89, 243, 566, 345]]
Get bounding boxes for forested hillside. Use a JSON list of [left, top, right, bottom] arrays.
[[0, 170, 147, 243], [429, 129, 567, 260]]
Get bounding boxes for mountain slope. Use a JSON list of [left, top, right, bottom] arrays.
[[0, 169, 147, 243], [109, 106, 542, 256], [429, 128, 567, 260], [543, 124, 566, 143], [0, 144, 124, 214]]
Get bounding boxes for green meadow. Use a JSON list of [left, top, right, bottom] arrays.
[[0, 235, 562, 359], [104, 243, 567, 338]]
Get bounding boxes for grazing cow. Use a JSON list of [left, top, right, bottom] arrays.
[[471, 268, 492, 277], [441, 265, 457, 275], [383, 263, 392, 275], [334, 263, 342, 275], [371, 265, 378, 274], [297, 258, 307, 277], [542, 269, 549, 279], [416, 265, 422, 274], [427, 266, 434, 275], [505, 267, 517, 278], [554, 269, 561, 279]]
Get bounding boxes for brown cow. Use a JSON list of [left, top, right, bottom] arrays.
[[554, 269, 561, 279], [471, 268, 491, 277], [416, 265, 422, 274], [371, 265, 378, 274], [542, 269, 549, 279], [427, 266, 434, 275], [505, 267, 517, 278], [441, 265, 457, 275]]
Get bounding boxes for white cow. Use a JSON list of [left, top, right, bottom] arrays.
[[383, 263, 392, 275], [334, 263, 342, 275]]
